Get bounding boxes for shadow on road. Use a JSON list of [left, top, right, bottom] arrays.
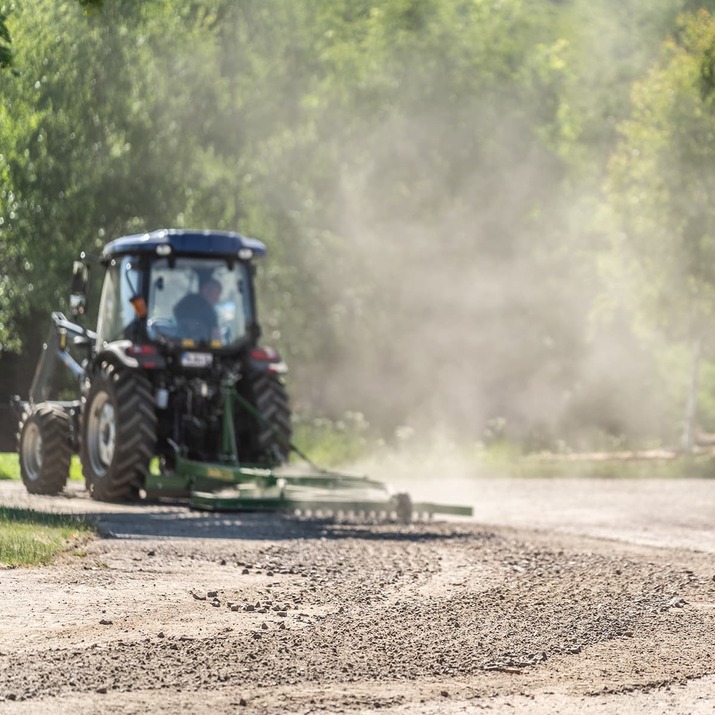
[[0, 481, 482, 543], [1, 481, 480, 542], [81, 506, 480, 542]]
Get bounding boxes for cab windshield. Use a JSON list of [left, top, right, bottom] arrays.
[[147, 257, 254, 347]]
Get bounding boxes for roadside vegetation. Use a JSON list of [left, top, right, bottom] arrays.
[[3, 2, 715, 458], [3, 409, 715, 481], [0, 453, 83, 481], [0, 506, 93, 567], [288, 413, 715, 479], [0, 452, 17, 480]]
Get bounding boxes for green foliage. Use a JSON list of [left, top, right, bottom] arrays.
[[0, 452, 16, 479], [606, 10, 715, 341], [0, 0, 231, 346], [2, 0, 715, 452], [292, 412, 372, 467], [0, 11, 12, 69], [0, 1, 106, 72], [603, 10, 715, 445], [0, 506, 92, 567], [502, 453, 715, 479]]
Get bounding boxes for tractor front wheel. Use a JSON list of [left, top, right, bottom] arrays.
[[17, 403, 72, 495], [81, 362, 156, 501]]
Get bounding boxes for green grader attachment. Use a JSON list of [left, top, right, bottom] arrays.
[[147, 378, 473, 522]]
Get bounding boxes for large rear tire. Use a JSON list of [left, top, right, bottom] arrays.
[[237, 371, 292, 466], [81, 361, 156, 501], [17, 403, 72, 495]]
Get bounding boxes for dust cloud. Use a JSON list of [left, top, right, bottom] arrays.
[[266, 2, 685, 452], [284, 116, 660, 451], [345, 429, 484, 510]]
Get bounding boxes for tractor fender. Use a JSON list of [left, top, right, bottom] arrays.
[[94, 340, 166, 372]]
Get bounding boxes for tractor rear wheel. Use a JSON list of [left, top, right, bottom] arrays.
[[17, 403, 72, 495], [81, 361, 156, 501], [238, 371, 292, 466]]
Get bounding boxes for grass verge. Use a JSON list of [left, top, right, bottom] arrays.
[[4, 429, 714, 483], [290, 417, 715, 479], [0, 507, 93, 567], [0, 452, 18, 480], [292, 412, 371, 467], [490, 454, 715, 479], [0, 452, 84, 481], [479, 441, 715, 478]]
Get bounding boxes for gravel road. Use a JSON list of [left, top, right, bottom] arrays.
[[1, 476, 714, 714]]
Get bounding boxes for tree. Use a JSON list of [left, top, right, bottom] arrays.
[[0, 12, 11, 69], [0, 1, 104, 72], [0, 0, 231, 348], [606, 10, 715, 450], [249, 0, 596, 437], [0, 0, 702, 449]]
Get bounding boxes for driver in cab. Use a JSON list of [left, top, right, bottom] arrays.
[[173, 277, 222, 341]]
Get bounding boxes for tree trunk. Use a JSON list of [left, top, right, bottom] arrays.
[[681, 338, 701, 454]]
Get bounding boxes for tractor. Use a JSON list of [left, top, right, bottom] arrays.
[[16, 229, 290, 500], [14, 229, 472, 520]]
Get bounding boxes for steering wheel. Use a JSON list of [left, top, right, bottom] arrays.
[[147, 317, 178, 339]]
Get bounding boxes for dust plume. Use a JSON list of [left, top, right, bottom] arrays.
[[282, 111, 661, 449], [259, 1, 684, 451]]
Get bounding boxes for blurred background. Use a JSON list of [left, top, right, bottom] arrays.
[[3, 0, 715, 466]]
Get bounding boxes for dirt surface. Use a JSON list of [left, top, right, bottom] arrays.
[[1, 477, 715, 714]]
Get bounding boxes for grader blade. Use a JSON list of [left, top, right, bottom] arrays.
[[190, 486, 473, 521], [146, 452, 473, 521]]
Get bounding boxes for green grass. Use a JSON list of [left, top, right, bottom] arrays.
[[491, 455, 715, 479], [513, 455, 715, 479], [5, 424, 714, 484], [0, 452, 18, 480], [0, 453, 84, 481], [292, 412, 372, 467], [289, 416, 715, 479], [475, 440, 715, 479], [0, 507, 93, 567]]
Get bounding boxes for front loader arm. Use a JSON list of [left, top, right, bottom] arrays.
[[28, 312, 96, 404]]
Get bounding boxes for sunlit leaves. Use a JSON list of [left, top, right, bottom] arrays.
[[0, 0, 224, 346], [0, 12, 12, 69], [0, 0, 709, 444], [607, 10, 715, 341]]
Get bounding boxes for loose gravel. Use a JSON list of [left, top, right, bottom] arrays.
[[0, 482, 714, 713]]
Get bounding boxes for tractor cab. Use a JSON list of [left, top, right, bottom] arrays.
[[96, 229, 266, 352]]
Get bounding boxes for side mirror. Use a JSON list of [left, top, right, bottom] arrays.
[[70, 261, 89, 318]]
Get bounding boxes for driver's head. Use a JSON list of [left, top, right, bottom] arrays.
[[199, 278, 222, 306]]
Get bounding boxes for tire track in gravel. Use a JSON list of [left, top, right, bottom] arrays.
[[2, 517, 715, 712]]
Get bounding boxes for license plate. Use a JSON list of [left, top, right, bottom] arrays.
[[181, 352, 213, 368]]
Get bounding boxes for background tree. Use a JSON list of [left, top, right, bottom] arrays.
[[0, 11, 11, 69], [606, 10, 715, 451], [2, 0, 713, 451]]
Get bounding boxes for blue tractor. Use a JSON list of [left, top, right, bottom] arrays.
[[16, 229, 291, 501]]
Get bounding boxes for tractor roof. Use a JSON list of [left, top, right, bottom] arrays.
[[101, 229, 267, 262]]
